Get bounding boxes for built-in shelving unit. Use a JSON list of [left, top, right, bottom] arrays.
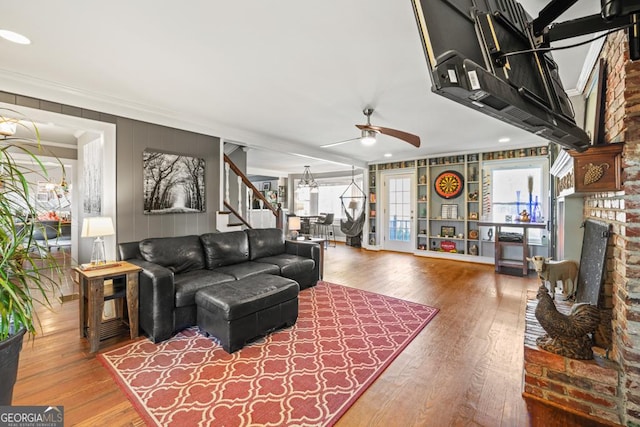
[[366, 147, 548, 264], [367, 164, 377, 246]]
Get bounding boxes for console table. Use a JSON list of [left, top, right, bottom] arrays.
[[72, 261, 142, 353], [478, 220, 546, 276]]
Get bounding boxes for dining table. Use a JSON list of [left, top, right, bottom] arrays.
[[298, 215, 320, 236]]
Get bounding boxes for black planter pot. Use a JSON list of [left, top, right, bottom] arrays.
[[0, 328, 26, 405]]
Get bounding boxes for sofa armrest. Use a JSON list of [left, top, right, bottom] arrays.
[[125, 259, 176, 343], [285, 240, 321, 286], [285, 240, 320, 258]]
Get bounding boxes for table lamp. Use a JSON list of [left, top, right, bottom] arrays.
[[81, 216, 115, 265], [348, 199, 359, 218], [288, 216, 301, 240]]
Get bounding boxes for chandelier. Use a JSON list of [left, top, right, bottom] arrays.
[[297, 165, 319, 193]]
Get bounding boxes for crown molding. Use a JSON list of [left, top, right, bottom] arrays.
[[0, 69, 364, 170], [573, 35, 605, 96]]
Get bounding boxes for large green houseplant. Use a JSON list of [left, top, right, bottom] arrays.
[[0, 110, 63, 404]]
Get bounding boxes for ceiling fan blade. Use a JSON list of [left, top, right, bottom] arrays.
[[356, 124, 421, 148], [320, 137, 361, 148]]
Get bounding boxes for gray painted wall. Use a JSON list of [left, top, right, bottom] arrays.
[[115, 117, 220, 243], [1, 91, 223, 251]]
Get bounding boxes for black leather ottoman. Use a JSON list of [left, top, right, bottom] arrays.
[[195, 274, 299, 353]]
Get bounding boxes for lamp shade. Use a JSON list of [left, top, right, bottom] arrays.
[[81, 217, 115, 238], [348, 199, 359, 210], [0, 120, 17, 136], [288, 216, 301, 231]]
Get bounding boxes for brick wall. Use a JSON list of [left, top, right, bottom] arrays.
[[586, 30, 640, 425], [524, 29, 640, 425], [524, 298, 621, 424]]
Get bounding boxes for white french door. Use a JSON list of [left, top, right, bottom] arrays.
[[382, 172, 415, 252]]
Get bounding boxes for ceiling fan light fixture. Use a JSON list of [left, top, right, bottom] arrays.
[[360, 130, 377, 146]]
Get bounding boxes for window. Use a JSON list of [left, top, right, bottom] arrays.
[[294, 185, 311, 216], [293, 174, 364, 219], [485, 158, 548, 243], [318, 183, 348, 218], [492, 167, 543, 222]]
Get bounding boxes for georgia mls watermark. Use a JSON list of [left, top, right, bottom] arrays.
[[0, 406, 63, 427]]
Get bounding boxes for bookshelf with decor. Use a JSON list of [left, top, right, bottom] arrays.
[[416, 159, 429, 250], [428, 155, 467, 256], [466, 154, 481, 256], [365, 146, 547, 263], [367, 164, 378, 247]]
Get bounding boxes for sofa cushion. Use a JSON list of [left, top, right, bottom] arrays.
[[174, 269, 236, 308], [214, 261, 280, 280], [200, 231, 249, 269], [195, 274, 299, 321], [246, 228, 285, 260], [255, 254, 315, 278], [139, 235, 205, 274]]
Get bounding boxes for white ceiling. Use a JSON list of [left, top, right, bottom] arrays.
[[0, 1, 602, 176]]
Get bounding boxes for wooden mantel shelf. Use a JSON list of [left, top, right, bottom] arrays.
[[550, 144, 623, 197]]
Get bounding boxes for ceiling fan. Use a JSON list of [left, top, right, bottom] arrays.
[[320, 108, 421, 149]]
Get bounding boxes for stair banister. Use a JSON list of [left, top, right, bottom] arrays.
[[222, 154, 283, 230]]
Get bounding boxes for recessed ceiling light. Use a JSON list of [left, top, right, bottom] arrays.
[[384, 153, 392, 158], [0, 29, 31, 45], [498, 137, 510, 143]]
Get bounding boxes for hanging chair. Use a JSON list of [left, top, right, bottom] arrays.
[[339, 168, 367, 239]]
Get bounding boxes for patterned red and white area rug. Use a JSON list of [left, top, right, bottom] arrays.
[[98, 281, 439, 426]]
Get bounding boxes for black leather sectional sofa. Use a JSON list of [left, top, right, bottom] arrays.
[[118, 228, 320, 347]]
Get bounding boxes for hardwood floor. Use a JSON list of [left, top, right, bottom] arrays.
[[13, 245, 613, 426]]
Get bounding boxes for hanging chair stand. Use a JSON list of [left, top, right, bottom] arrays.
[[339, 168, 367, 246]]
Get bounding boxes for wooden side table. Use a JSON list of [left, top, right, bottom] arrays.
[[479, 221, 546, 276], [72, 261, 142, 353]]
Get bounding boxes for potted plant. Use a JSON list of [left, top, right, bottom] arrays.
[[0, 110, 63, 405]]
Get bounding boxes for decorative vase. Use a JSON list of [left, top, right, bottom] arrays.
[[533, 196, 542, 223]]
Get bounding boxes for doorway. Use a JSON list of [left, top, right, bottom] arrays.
[[381, 172, 415, 252]]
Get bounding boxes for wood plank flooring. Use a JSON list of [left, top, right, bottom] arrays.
[[12, 245, 614, 426]]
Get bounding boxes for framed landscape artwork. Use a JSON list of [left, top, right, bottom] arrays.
[[143, 150, 205, 214], [83, 139, 102, 214]]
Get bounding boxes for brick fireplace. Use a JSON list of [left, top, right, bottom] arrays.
[[524, 297, 621, 424], [522, 30, 640, 426]]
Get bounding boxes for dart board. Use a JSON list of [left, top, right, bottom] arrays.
[[434, 170, 464, 199]]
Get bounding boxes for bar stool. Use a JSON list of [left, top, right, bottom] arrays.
[[311, 213, 326, 237], [315, 213, 336, 247]]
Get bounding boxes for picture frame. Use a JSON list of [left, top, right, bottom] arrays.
[[441, 204, 458, 219], [262, 182, 271, 191], [469, 212, 479, 220], [143, 150, 205, 214], [441, 226, 455, 237]]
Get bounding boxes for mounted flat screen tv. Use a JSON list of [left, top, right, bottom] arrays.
[[412, 0, 591, 152]]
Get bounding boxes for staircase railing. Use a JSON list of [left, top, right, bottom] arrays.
[[223, 154, 283, 230]]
